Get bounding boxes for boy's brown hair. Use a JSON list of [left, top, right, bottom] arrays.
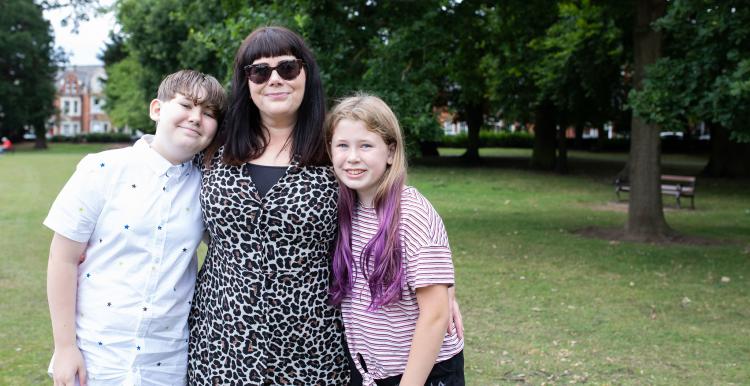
[[157, 70, 228, 122]]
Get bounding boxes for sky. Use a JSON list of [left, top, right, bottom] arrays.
[[44, 3, 117, 66]]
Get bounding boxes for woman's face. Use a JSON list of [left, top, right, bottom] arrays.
[[248, 55, 306, 126]]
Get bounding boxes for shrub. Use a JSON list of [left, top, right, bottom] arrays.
[[440, 131, 534, 148]]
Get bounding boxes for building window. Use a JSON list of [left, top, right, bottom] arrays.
[[73, 100, 79, 115], [63, 101, 70, 115]]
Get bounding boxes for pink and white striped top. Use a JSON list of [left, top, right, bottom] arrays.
[[341, 186, 464, 385]]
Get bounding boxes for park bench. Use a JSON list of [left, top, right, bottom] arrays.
[[615, 174, 696, 209]]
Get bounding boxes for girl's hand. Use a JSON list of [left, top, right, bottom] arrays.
[[52, 345, 87, 386], [448, 286, 464, 339]]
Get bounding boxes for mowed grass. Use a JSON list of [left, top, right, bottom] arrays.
[[1, 144, 749, 385]]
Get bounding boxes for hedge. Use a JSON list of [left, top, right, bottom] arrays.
[[50, 133, 134, 143]]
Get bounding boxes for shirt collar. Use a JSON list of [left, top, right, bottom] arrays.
[[134, 135, 194, 178]]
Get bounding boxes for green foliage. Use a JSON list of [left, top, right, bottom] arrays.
[[184, 2, 301, 85], [529, 0, 628, 126], [630, 0, 750, 142], [482, 0, 559, 122], [440, 131, 534, 148], [104, 0, 302, 136], [103, 56, 153, 133], [0, 0, 58, 140], [358, 4, 446, 157]]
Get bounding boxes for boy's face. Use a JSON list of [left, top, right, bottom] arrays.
[[149, 92, 218, 164]]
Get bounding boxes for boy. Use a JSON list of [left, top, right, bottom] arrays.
[[45, 70, 226, 386]]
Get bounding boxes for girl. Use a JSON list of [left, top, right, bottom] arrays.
[[326, 94, 465, 386]]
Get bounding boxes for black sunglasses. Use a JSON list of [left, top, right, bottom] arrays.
[[243, 59, 305, 84]]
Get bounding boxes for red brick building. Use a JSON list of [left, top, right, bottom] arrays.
[[49, 65, 114, 136]]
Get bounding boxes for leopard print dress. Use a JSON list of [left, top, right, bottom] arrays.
[[188, 147, 349, 385]]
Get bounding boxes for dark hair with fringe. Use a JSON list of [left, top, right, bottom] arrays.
[[206, 26, 327, 166]]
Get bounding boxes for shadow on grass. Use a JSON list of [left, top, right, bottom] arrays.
[[572, 226, 732, 246]]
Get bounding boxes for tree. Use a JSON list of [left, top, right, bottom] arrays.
[[529, 0, 631, 172], [314, 2, 509, 160], [630, 0, 750, 177], [102, 56, 152, 133], [482, 0, 561, 169], [625, 0, 670, 240], [39, 0, 100, 32], [0, 0, 59, 148]]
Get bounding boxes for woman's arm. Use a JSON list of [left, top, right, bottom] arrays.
[[400, 284, 450, 386], [448, 286, 464, 340], [47, 233, 88, 386]]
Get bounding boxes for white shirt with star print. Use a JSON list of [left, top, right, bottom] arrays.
[[44, 136, 203, 385]]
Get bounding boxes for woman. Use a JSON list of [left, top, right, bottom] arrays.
[[188, 27, 349, 384]]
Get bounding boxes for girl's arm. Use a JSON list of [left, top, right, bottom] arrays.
[[47, 233, 88, 386], [400, 284, 451, 386]]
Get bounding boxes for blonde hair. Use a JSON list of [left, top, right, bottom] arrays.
[[326, 93, 409, 308], [325, 93, 407, 201]]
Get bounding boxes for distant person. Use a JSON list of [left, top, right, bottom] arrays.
[[0, 136, 12, 153], [326, 94, 465, 386], [45, 70, 227, 386]]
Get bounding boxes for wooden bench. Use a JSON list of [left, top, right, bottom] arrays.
[[615, 174, 696, 209]]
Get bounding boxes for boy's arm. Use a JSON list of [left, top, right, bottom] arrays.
[[47, 232, 88, 386], [400, 284, 451, 386]]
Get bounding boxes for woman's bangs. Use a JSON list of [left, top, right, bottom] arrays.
[[241, 29, 300, 65]]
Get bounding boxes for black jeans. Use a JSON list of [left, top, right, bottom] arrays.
[[348, 350, 465, 386]]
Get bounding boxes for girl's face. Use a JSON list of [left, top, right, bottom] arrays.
[[247, 55, 306, 125], [330, 119, 394, 207]]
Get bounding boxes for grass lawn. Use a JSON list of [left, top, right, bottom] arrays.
[[1, 144, 749, 385]]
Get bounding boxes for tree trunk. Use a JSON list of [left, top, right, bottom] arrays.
[[574, 123, 584, 150], [461, 103, 483, 162], [556, 125, 568, 174], [594, 126, 606, 150], [419, 141, 440, 157], [33, 123, 48, 149], [531, 99, 556, 170], [625, 0, 671, 241], [702, 122, 750, 177]]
